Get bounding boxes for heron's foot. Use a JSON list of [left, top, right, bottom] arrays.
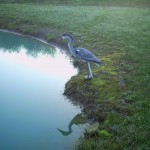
[[85, 75, 93, 80]]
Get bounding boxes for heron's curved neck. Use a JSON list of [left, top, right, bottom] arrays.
[[68, 38, 73, 50], [67, 38, 76, 57]]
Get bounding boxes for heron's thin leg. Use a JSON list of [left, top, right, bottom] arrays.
[[85, 62, 93, 79], [88, 62, 93, 78], [86, 62, 90, 76]]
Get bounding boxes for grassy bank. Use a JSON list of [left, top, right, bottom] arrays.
[[0, 1, 150, 149], [1, 0, 150, 7]]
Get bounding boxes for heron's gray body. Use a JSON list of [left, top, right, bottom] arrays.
[[75, 47, 100, 64], [62, 34, 100, 79]]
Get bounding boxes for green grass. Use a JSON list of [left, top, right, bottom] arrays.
[[1, 0, 150, 7], [0, 1, 150, 149]]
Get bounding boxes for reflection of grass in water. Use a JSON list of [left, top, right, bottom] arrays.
[[0, 31, 56, 58], [0, 1, 150, 149]]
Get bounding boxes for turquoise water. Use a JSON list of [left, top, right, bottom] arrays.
[[0, 31, 84, 150]]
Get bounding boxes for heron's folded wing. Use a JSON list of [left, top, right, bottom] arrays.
[[76, 48, 100, 64]]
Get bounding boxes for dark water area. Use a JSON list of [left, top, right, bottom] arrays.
[[0, 31, 85, 150]]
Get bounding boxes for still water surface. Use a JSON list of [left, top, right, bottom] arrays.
[[0, 31, 84, 150]]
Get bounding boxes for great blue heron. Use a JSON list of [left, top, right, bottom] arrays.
[[61, 34, 101, 79]]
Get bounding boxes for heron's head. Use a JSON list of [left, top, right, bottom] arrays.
[[61, 34, 73, 40]]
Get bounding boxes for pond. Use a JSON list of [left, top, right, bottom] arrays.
[[0, 31, 85, 150]]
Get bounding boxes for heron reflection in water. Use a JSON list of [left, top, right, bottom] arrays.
[[57, 113, 85, 136], [61, 34, 101, 79]]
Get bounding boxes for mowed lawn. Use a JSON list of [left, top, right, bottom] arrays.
[[0, 3, 150, 149]]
